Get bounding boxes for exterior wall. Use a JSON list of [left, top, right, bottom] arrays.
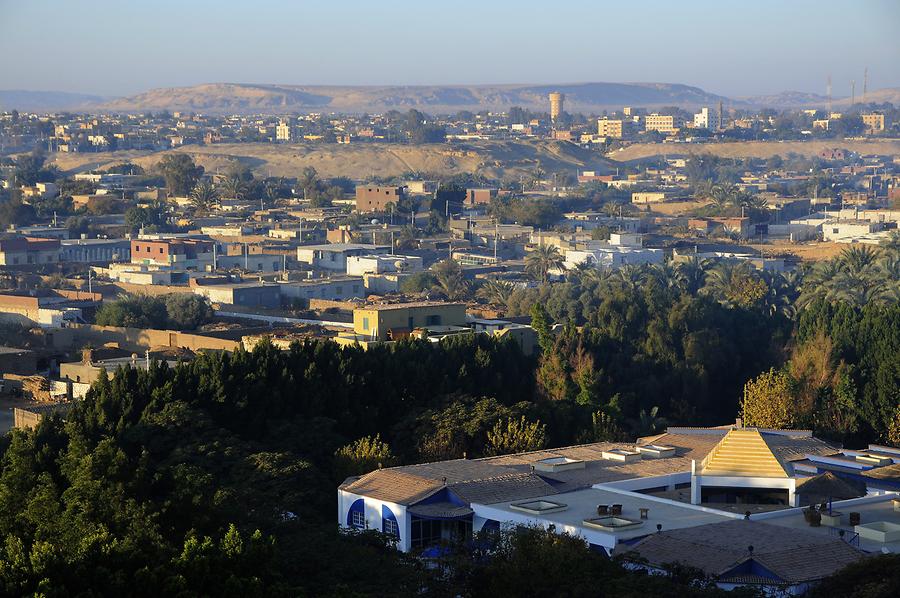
[[353, 303, 468, 340], [645, 114, 678, 134], [597, 119, 624, 138], [355, 186, 405, 213], [346, 255, 423, 276], [337, 490, 409, 551], [66, 323, 241, 353], [278, 278, 365, 303], [194, 285, 281, 308], [465, 189, 498, 206], [60, 240, 131, 264], [690, 471, 798, 507]]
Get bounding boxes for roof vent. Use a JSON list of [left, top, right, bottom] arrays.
[[602, 449, 642, 463], [533, 456, 586, 473], [636, 445, 676, 459], [510, 500, 568, 515]]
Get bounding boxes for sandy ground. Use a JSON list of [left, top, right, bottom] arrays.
[[608, 139, 900, 163], [47, 139, 614, 181], [747, 240, 845, 261]]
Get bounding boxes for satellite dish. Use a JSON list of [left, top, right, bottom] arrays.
[[371, 219, 380, 225], [394, 260, 408, 270]]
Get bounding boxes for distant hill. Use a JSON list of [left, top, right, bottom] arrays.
[[0, 89, 107, 112], [95, 82, 733, 114], [5, 83, 897, 114], [742, 91, 835, 108]]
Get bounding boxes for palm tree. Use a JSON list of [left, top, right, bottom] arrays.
[[189, 180, 219, 215], [693, 179, 715, 201], [838, 245, 879, 275], [431, 259, 469, 301], [217, 175, 246, 200], [703, 261, 764, 308], [567, 260, 597, 284], [525, 244, 564, 284], [829, 270, 890, 305], [476, 279, 515, 306], [613, 264, 646, 292], [675, 257, 708, 296], [879, 230, 900, 256]]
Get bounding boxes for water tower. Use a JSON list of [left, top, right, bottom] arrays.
[[549, 91, 565, 121]]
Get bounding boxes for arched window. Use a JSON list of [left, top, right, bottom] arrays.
[[381, 505, 399, 537], [346, 498, 366, 529]]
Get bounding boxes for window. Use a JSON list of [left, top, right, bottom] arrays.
[[351, 510, 366, 529], [362, 317, 369, 331], [425, 315, 441, 326], [383, 518, 399, 537]]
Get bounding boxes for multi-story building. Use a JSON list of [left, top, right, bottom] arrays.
[[861, 113, 886, 133], [130, 238, 215, 269], [596, 118, 624, 138], [275, 119, 292, 142], [692, 107, 719, 130], [355, 185, 407, 212], [644, 113, 679, 134]]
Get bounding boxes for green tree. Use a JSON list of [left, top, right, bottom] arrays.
[[525, 244, 564, 284], [164, 293, 213, 330], [157, 154, 204, 195], [189, 180, 219, 215], [333, 435, 396, 480], [484, 416, 547, 456], [741, 368, 797, 429]]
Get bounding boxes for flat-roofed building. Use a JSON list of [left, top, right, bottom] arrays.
[[0, 236, 60, 267], [345, 301, 467, 342], [355, 185, 406, 213], [131, 238, 215, 269], [296, 243, 389, 271], [861, 112, 886, 133], [644, 113, 679, 134], [597, 118, 624, 138]]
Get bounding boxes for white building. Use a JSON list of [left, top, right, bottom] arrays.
[[564, 234, 663, 269], [693, 106, 720, 130], [297, 243, 390, 272], [338, 425, 900, 593], [346, 254, 423, 276]]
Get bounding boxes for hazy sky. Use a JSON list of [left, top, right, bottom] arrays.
[[2, 0, 898, 98]]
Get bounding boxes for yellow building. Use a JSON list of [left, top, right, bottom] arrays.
[[644, 113, 678, 134], [341, 301, 468, 343], [597, 118, 624, 138], [861, 113, 886, 133]]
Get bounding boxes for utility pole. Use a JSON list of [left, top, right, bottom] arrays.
[[827, 75, 832, 114], [850, 80, 856, 106], [494, 218, 498, 262]]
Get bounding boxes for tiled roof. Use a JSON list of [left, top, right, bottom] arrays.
[[450, 473, 558, 505], [339, 469, 444, 505], [624, 520, 865, 583]]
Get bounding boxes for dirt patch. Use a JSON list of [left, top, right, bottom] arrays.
[[48, 139, 614, 182], [608, 139, 900, 163]]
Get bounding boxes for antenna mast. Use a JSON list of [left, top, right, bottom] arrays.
[[850, 80, 855, 106], [826, 75, 832, 114], [863, 67, 868, 104]]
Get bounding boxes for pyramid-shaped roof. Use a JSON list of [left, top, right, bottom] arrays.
[[699, 428, 790, 478]]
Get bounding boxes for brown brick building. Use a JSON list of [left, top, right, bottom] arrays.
[[355, 186, 406, 213]]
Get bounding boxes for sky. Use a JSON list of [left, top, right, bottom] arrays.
[[1, 0, 898, 98]]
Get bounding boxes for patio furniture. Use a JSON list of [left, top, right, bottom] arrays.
[[820, 511, 843, 527], [611, 504, 623, 516], [639, 508, 649, 520], [596, 504, 609, 516], [849, 512, 861, 526]]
